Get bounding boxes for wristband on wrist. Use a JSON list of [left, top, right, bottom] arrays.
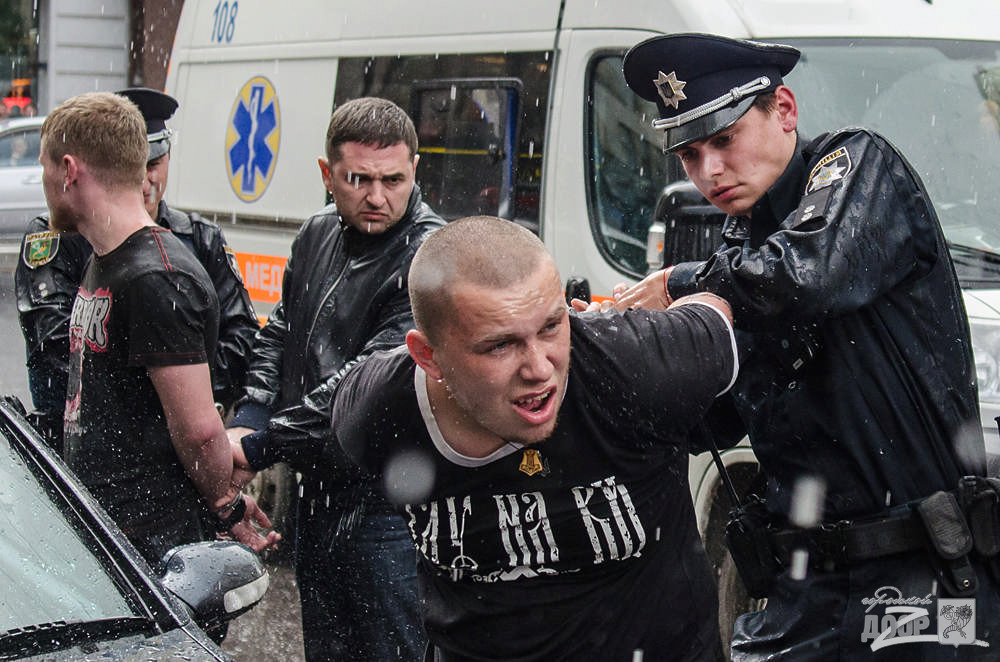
[[213, 493, 246, 532]]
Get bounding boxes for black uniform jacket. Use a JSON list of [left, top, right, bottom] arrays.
[[15, 201, 258, 431], [235, 185, 444, 472], [668, 129, 985, 520]]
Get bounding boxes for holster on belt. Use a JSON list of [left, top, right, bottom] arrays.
[[725, 495, 779, 599], [916, 490, 977, 597], [959, 475, 1000, 586]]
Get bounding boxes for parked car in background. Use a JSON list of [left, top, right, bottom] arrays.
[[0, 394, 268, 660], [0, 116, 45, 269]]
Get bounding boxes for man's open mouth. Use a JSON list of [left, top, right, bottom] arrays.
[[514, 388, 554, 414]]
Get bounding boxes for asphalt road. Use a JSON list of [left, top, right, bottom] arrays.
[[0, 266, 305, 662], [223, 556, 305, 662]]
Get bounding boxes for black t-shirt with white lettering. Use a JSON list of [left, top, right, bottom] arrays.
[[64, 226, 219, 548], [331, 303, 737, 661]]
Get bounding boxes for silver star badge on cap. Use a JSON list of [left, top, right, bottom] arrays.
[[654, 71, 687, 110]]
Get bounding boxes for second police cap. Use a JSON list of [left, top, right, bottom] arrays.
[[623, 33, 800, 152], [115, 87, 179, 161]]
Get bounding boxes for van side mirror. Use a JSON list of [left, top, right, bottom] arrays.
[[565, 277, 590, 305], [160, 540, 269, 632], [646, 222, 666, 271], [651, 181, 726, 268]]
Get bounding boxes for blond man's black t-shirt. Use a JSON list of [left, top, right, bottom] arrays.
[[64, 226, 219, 563]]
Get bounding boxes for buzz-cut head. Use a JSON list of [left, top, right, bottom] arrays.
[[409, 216, 551, 343]]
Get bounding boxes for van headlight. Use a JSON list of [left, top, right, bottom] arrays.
[[970, 316, 1000, 404]]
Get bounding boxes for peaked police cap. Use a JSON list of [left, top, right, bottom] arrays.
[[115, 87, 179, 161], [623, 33, 800, 152]]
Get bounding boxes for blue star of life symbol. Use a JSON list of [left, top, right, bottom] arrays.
[[227, 76, 280, 201]]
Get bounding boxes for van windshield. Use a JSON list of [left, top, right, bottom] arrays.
[[787, 38, 1000, 261], [587, 38, 1000, 281]]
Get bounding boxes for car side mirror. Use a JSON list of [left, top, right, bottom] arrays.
[[159, 540, 269, 631]]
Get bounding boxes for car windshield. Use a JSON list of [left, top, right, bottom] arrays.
[[0, 431, 135, 634], [785, 37, 1000, 253]]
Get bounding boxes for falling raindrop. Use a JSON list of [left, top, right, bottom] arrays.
[[790, 548, 809, 580], [789, 474, 825, 528], [383, 448, 435, 505]]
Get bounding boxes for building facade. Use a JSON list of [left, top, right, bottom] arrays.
[[9, 0, 181, 115]]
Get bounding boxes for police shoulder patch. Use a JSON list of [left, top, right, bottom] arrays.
[[224, 245, 245, 284], [22, 231, 60, 269], [806, 147, 852, 194]]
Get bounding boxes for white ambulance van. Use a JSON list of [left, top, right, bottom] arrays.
[[166, 0, 1000, 649]]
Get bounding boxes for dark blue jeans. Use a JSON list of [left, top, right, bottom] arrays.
[[296, 490, 425, 662]]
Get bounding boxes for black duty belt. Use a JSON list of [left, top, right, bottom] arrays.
[[769, 508, 926, 567], [728, 481, 998, 599]]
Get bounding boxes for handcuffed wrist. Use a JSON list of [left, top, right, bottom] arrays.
[[212, 493, 246, 531]]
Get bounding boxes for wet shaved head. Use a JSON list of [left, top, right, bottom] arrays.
[[409, 216, 552, 343]]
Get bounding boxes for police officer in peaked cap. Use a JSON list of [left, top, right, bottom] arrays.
[[609, 33, 1000, 661], [623, 33, 799, 152], [15, 87, 258, 455]]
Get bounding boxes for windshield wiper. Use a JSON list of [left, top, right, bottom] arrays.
[[0, 616, 152, 659], [947, 242, 1000, 288]]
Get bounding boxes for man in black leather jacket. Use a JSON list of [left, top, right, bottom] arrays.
[[616, 34, 1000, 660], [228, 97, 444, 662], [15, 88, 258, 449]]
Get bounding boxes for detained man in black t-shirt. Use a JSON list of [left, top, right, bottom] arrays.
[[236, 216, 739, 660], [39, 92, 278, 564]]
